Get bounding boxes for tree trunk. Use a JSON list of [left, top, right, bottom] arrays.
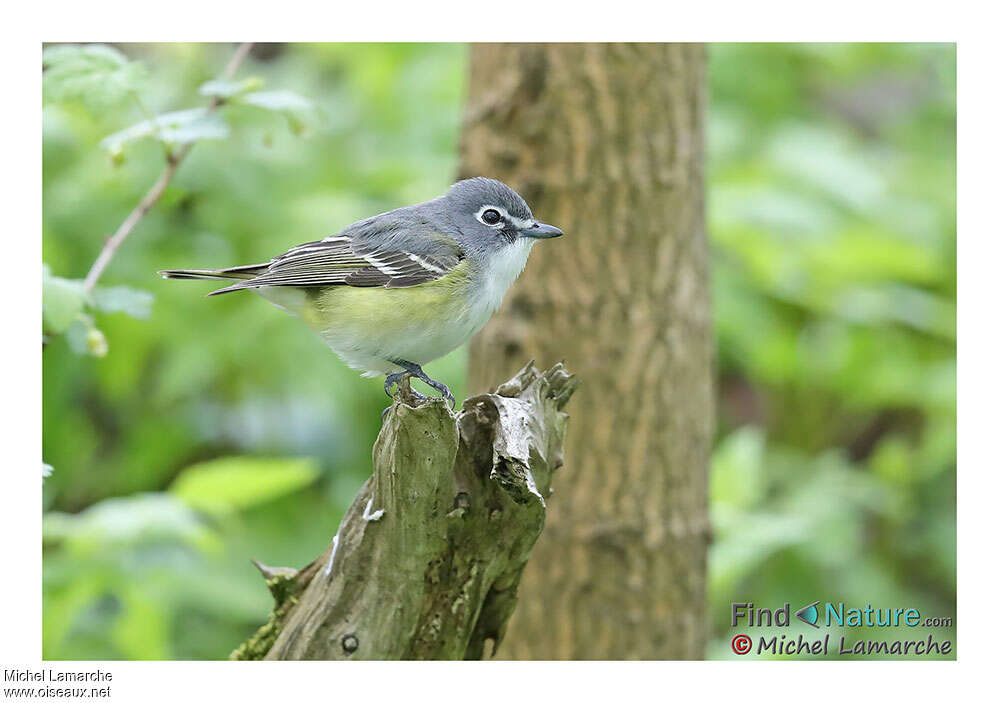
[[232, 363, 577, 660], [460, 43, 712, 659]]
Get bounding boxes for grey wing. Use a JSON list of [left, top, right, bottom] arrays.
[[206, 234, 463, 296]]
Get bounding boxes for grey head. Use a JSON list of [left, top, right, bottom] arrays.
[[427, 177, 563, 261], [340, 177, 562, 270]]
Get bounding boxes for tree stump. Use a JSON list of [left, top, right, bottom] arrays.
[[232, 361, 578, 660]]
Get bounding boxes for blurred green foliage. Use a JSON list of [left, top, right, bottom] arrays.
[[708, 43, 955, 658], [42, 43, 954, 660], [43, 43, 467, 659]]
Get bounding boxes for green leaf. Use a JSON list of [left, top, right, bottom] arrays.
[[240, 90, 311, 113], [199, 76, 264, 99], [711, 426, 766, 509], [43, 494, 208, 549], [64, 317, 88, 354], [99, 108, 230, 155], [112, 584, 171, 660], [42, 44, 147, 110], [92, 285, 154, 320], [238, 90, 313, 134], [42, 272, 87, 334], [169, 456, 320, 515]]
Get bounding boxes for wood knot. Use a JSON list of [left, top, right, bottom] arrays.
[[446, 492, 471, 519], [341, 634, 359, 654]]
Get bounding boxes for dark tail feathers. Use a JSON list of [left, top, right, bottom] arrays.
[[158, 263, 268, 295]]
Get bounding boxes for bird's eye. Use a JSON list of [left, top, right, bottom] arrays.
[[481, 208, 502, 225]]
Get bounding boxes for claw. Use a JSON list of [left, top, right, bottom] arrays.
[[423, 378, 456, 409], [384, 370, 430, 406], [385, 360, 456, 409], [406, 388, 431, 403], [384, 371, 406, 399]]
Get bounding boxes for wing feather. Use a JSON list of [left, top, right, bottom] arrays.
[[207, 234, 462, 296]]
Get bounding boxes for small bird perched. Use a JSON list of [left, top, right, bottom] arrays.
[[160, 177, 563, 408]]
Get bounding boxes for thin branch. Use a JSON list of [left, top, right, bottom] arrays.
[[81, 42, 253, 294], [219, 42, 254, 87]]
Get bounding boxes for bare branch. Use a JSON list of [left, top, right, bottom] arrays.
[[81, 42, 253, 294]]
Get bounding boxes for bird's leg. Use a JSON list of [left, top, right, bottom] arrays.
[[389, 359, 456, 409]]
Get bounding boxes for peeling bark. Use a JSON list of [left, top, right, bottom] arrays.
[[232, 362, 578, 660]]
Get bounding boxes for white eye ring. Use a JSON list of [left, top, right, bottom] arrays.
[[476, 205, 507, 227]]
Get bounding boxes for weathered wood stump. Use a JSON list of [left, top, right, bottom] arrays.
[[232, 361, 577, 660]]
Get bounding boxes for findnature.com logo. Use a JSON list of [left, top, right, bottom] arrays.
[[728, 601, 954, 658]]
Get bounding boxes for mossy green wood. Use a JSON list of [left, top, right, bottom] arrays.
[[233, 362, 577, 660]]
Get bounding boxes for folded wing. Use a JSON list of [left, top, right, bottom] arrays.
[[205, 234, 463, 296]]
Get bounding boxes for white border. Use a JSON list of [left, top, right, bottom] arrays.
[[7, 2, 991, 700]]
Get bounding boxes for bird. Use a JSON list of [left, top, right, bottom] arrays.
[[159, 177, 563, 408]]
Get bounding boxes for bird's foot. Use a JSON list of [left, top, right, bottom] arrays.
[[419, 376, 455, 409], [387, 360, 456, 410], [384, 371, 405, 399], [384, 372, 430, 406]]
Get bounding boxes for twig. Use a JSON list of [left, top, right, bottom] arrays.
[[81, 42, 253, 294]]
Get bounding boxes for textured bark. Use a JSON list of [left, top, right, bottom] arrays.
[[232, 362, 577, 660], [460, 43, 713, 659]]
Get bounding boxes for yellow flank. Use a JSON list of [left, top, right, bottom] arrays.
[[303, 260, 473, 333]]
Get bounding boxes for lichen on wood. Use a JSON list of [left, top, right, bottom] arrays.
[[231, 361, 577, 660]]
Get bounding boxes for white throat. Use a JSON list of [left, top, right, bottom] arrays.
[[475, 238, 535, 316]]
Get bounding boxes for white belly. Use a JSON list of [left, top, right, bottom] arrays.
[[330, 307, 490, 376]]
